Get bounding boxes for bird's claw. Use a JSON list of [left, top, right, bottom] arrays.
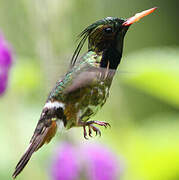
[[82, 121, 110, 139], [88, 126, 93, 137], [91, 124, 101, 136], [95, 121, 111, 128], [83, 126, 88, 140]]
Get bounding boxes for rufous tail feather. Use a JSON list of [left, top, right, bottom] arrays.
[[12, 121, 57, 179]]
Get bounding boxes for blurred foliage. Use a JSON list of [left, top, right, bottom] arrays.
[[0, 0, 179, 180]]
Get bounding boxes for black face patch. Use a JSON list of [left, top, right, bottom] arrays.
[[56, 107, 67, 126], [100, 47, 122, 69]]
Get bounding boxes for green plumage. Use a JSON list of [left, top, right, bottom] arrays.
[[48, 50, 115, 129]]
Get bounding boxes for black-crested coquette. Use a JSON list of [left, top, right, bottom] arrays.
[[12, 7, 157, 179]]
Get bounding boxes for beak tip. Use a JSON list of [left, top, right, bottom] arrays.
[[153, 7, 158, 10], [122, 7, 158, 27], [151, 7, 158, 12]]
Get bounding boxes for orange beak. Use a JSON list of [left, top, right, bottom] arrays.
[[122, 7, 157, 26]]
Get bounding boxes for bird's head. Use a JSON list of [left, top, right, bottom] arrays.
[[86, 17, 128, 52], [71, 7, 157, 68]]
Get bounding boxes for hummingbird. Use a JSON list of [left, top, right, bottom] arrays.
[[12, 7, 157, 178]]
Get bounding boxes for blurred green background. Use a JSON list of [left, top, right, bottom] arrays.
[[0, 0, 179, 179]]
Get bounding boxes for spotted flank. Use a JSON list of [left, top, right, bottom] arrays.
[[44, 101, 65, 109], [75, 82, 110, 124]]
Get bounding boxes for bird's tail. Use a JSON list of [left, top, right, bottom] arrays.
[[12, 121, 57, 179]]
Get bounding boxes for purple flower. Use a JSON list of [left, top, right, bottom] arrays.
[[0, 33, 13, 95], [51, 143, 80, 180], [83, 144, 119, 180], [0, 72, 8, 95], [50, 143, 122, 180]]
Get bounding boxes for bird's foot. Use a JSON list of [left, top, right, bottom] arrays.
[[82, 121, 111, 139]]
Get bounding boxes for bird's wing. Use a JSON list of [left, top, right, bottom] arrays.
[[48, 49, 116, 100], [64, 64, 116, 94]]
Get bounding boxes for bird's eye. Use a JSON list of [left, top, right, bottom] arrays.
[[104, 27, 113, 34]]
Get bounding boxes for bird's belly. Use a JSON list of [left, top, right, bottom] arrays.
[[64, 82, 110, 128], [80, 86, 109, 118]]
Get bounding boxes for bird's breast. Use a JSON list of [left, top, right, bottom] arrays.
[[63, 80, 111, 129]]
